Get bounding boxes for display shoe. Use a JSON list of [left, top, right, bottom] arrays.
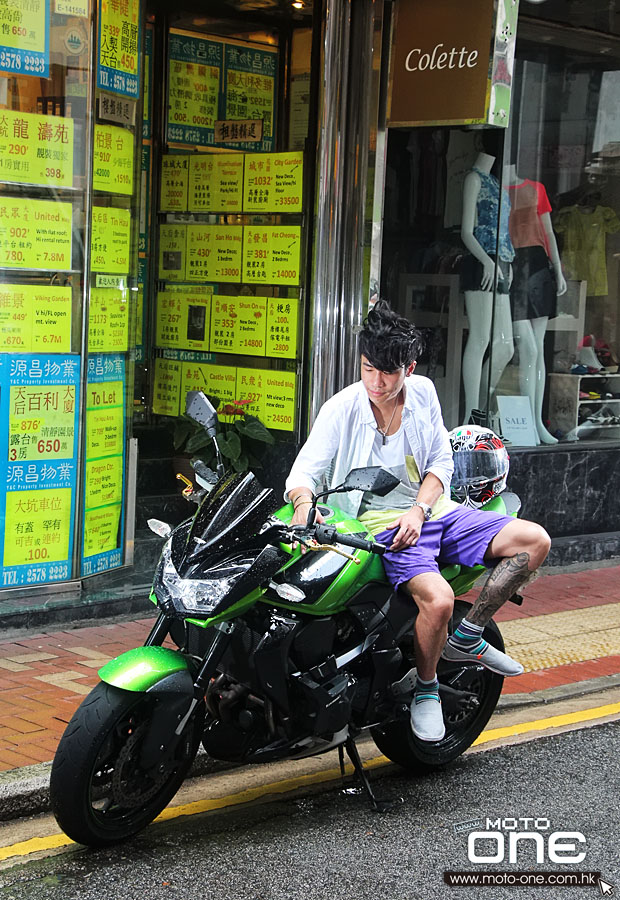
[[468, 408, 487, 427], [410, 696, 446, 742], [578, 336, 603, 371], [442, 639, 524, 676]]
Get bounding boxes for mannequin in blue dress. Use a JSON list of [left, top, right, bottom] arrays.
[[460, 151, 515, 425]]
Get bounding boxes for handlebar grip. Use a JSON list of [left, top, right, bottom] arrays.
[[314, 524, 385, 555]]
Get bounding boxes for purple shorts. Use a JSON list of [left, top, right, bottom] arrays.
[[375, 506, 513, 591]]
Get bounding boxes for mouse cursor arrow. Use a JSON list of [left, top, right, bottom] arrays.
[[599, 879, 614, 896]]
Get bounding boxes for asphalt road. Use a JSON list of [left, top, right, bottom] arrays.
[[0, 721, 618, 900]]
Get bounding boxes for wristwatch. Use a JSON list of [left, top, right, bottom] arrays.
[[411, 501, 432, 521]]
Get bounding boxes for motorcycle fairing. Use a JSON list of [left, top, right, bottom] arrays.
[[182, 471, 278, 572]]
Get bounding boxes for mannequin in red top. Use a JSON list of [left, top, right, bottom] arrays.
[[504, 164, 567, 445]]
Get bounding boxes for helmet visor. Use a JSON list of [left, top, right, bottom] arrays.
[[451, 449, 507, 486]]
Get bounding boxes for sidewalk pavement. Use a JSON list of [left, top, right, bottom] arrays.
[[1, 564, 620, 776]]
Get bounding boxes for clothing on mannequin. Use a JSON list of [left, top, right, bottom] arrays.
[[460, 152, 515, 425], [504, 165, 567, 445], [553, 204, 620, 296]]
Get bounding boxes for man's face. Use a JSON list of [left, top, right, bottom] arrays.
[[360, 355, 415, 405]]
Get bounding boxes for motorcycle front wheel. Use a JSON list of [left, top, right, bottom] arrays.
[[370, 599, 504, 772], [50, 682, 203, 847]]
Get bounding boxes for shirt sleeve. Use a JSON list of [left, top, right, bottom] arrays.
[[535, 181, 552, 216], [284, 396, 343, 501], [603, 206, 620, 233], [552, 208, 568, 232], [421, 381, 454, 496]]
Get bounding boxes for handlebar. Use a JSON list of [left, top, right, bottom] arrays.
[[313, 524, 386, 556]]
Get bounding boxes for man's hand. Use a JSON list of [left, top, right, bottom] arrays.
[[385, 506, 426, 551], [291, 501, 323, 527], [290, 499, 325, 553]]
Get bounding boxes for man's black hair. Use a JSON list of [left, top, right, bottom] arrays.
[[359, 299, 424, 372]]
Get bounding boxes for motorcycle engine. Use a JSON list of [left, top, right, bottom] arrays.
[[202, 673, 271, 762]]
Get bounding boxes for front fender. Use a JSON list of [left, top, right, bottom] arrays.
[[98, 646, 192, 693]]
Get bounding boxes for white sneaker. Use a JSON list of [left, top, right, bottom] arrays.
[[442, 640, 524, 676], [410, 697, 445, 742]]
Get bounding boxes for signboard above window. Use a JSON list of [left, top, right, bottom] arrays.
[[388, 0, 520, 128]]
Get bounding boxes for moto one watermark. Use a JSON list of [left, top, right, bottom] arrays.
[[467, 818, 586, 865], [447, 817, 615, 893]]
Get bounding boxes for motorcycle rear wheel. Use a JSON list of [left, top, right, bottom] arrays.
[[370, 599, 504, 772], [50, 682, 203, 847]]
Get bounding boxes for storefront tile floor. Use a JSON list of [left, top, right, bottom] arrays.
[[1, 565, 619, 772]]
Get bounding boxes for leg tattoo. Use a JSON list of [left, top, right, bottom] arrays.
[[468, 551, 533, 627]]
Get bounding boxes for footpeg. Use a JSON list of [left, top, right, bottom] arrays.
[[390, 667, 417, 699]]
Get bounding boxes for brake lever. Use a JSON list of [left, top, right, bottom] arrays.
[[284, 526, 361, 563], [306, 543, 361, 564]]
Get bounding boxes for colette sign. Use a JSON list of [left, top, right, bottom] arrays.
[[388, 0, 519, 128]]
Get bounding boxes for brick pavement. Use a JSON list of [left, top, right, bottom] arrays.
[[0, 565, 619, 773]]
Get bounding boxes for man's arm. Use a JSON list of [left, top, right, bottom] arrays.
[[285, 397, 343, 526], [385, 472, 444, 550], [422, 380, 454, 496]]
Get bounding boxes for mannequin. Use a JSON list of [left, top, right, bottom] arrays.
[[504, 164, 567, 445], [461, 152, 515, 424]]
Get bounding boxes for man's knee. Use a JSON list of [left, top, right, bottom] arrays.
[[518, 521, 551, 566], [489, 519, 551, 568], [406, 576, 454, 623]]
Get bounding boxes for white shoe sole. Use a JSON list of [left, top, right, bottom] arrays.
[[441, 642, 524, 677]]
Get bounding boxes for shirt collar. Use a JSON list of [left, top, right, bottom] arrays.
[[357, 376, 413, 423]]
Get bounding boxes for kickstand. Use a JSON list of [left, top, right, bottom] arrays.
[[344, 737, 398, 813], [338, 744, 346, 784]]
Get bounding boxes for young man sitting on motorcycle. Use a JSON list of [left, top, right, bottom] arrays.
[[285, 300, 551, 743]]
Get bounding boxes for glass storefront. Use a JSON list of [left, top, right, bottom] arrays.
[[381, 4, 620, 450], [0, 0, 320, 613], [4, 0, 620, 614], [0, 0, 140, 596]]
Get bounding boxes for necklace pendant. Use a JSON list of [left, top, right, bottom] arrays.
[[382, 432, 386, 446]]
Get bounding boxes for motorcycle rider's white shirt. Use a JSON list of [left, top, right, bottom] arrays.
[[285, 374, 454, 519]]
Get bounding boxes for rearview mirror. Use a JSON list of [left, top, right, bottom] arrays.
[[186, 391, 218, 437], [341, 466, 399, 496]]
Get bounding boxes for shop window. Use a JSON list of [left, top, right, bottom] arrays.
[[381, 19, 620, 449], [494, 32, 620, 447], [149, 11, 312, 456]]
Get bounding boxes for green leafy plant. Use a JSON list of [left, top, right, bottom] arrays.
[[173, 396, 275, 474]]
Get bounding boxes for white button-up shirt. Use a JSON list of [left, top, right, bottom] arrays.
[[285, 375, 454, 518]]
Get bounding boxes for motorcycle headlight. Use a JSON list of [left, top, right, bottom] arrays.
[[153, 541, 242, 615]]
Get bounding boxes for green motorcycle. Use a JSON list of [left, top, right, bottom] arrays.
[[50, 391, 518, 847]]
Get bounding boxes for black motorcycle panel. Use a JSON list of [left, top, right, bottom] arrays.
[[281, 549, 349, 603], [292, 618, 337, 671], [253, 613, 299, 714]]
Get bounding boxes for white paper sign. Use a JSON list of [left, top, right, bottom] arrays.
[[497, 395, 539, 446]]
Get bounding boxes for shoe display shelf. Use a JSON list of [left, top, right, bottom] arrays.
[[548, 372, 620, 439]]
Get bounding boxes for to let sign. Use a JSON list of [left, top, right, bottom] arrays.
[[388, 0, 520, 128]]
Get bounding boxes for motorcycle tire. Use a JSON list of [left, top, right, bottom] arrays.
[[50, 681, 203, 847], [370, 599, 504, 772]]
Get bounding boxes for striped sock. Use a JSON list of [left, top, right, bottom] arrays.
[[414, 674, 440, 705], [449, 617, 487, 655]]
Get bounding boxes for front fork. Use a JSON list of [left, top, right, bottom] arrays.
[[140, 616, 234, 769], [174, 620, 234, 737]]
